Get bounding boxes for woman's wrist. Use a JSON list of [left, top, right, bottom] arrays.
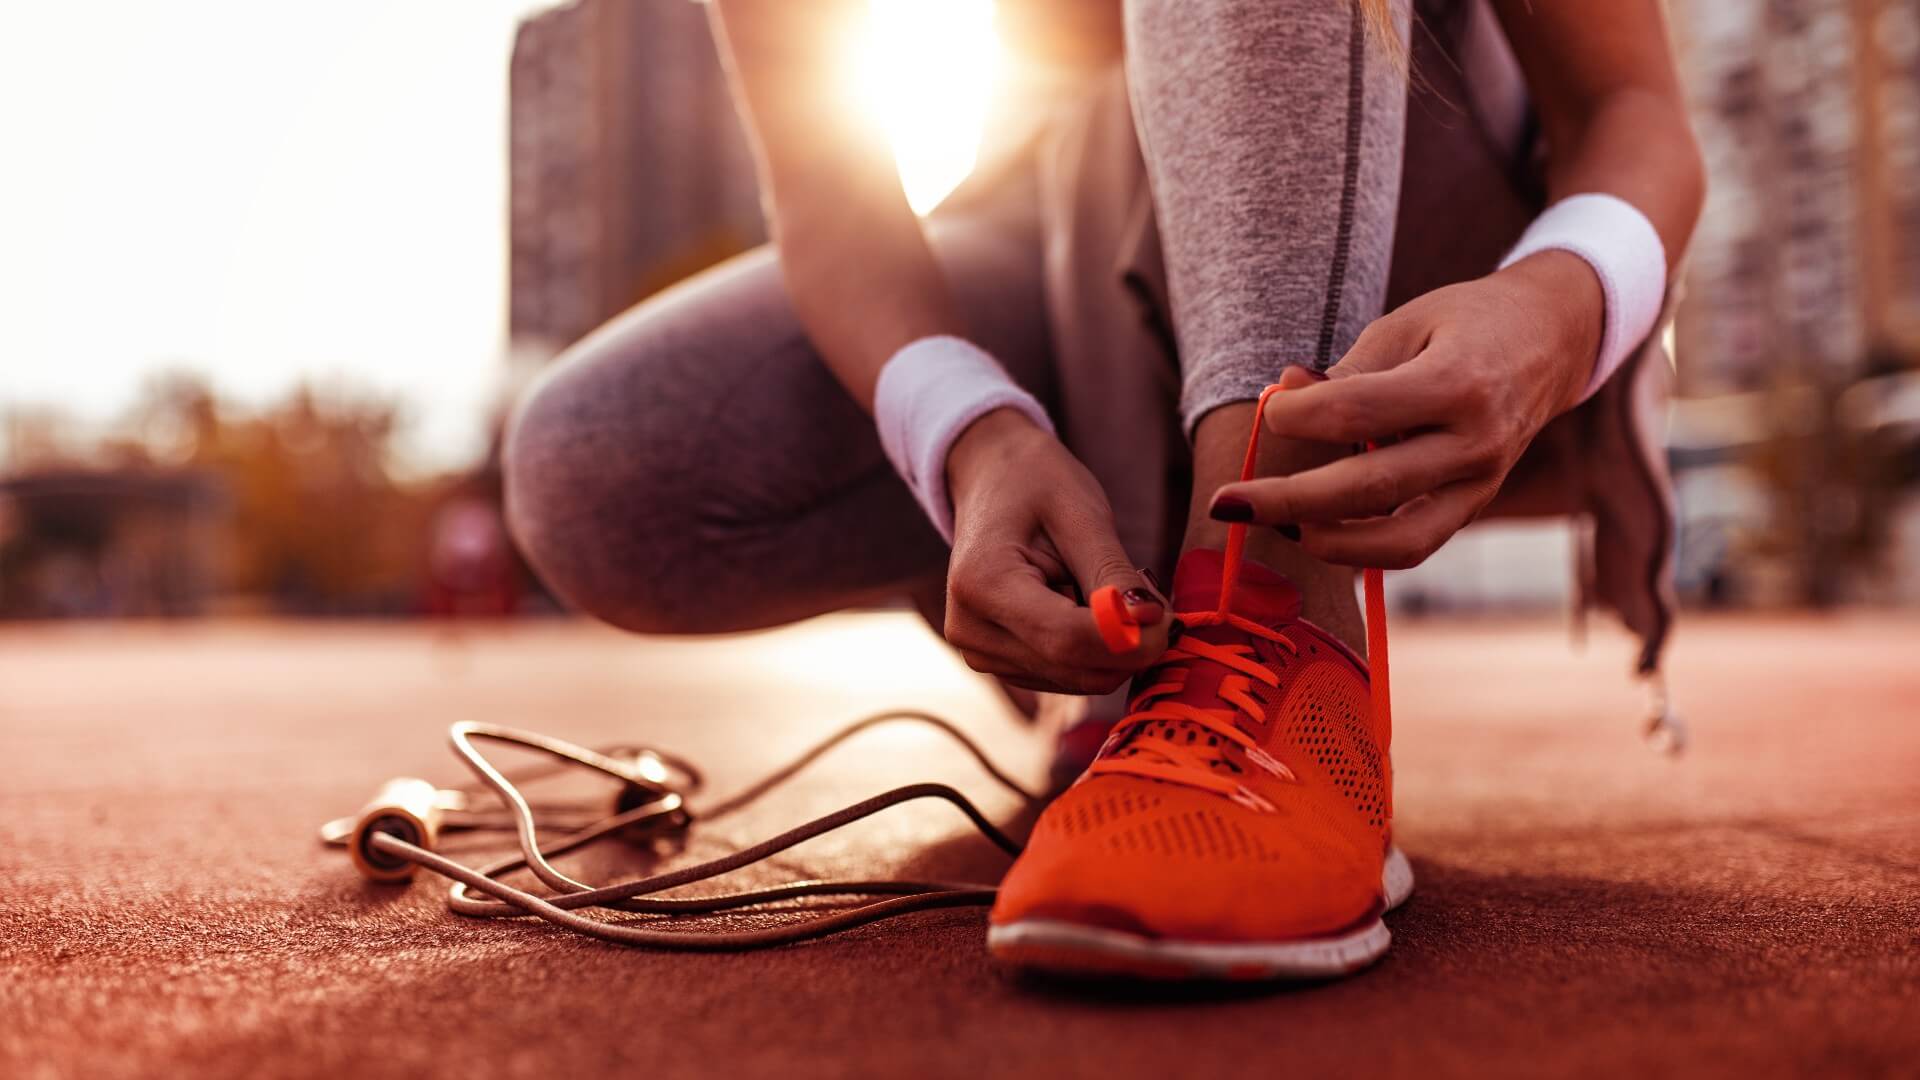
[[1493, 250, 1607, 416], [1498, 192, 1669, 406], [872, 335, 1054, 542], [946, 406, 1055, 509]]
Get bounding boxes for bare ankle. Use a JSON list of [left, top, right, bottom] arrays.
[[1182, 402, 1366, 653]]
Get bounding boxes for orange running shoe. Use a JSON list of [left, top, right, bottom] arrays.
[[988, 547, 1411, 980]]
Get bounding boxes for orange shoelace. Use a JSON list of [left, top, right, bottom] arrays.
[[1087, 383, 1392, 811]]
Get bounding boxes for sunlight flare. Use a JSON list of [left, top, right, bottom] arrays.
[[851, 0, 1001, 215]]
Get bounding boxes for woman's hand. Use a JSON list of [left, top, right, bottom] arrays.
[[1209, 251, 1606, 569], [944, 409, 1172, 694]]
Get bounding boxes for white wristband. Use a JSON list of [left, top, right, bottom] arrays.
[[873, 336, 1054, 544], [1499, 192, 1668, 403]]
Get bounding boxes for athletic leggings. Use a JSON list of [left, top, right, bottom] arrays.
[[504, 0, 1414, 634]]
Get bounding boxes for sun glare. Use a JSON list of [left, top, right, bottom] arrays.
[[853, 0, 1001, 215]]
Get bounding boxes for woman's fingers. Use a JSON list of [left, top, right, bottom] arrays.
[[944, 429, 1168, 691], [1052, 503, 1167, 657], [1260, 362, 1454, 445], [946, 555, 1147, 694], [995, 674, 1066, 694], [952, 610, 1134, 694], [1043, 501, 1170, 634], [1298, 480, 1495, 569], [996, 584, 1162, 681], [1261, 312, 1453, 444], [956, 650, 1062, 694], [1209, 432, 1481, 526]]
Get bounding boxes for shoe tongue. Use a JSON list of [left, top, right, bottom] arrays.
[[1171, 548, 1301, 626], [1105, 548, 1301, 780]]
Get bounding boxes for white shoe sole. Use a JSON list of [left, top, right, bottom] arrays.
[[987, 846, 1415, 981]]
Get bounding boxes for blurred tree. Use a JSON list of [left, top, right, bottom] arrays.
[[122, 375, 434, 612]]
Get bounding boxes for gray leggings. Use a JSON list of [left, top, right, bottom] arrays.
[[504, 0, 1411, 634]]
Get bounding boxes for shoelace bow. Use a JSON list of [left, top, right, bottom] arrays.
[[1085, 383, 1392, 812]]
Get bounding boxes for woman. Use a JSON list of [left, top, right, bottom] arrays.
[[504, 0, 1703, 980]]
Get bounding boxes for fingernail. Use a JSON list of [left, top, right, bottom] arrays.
[[1209, 495, 1254, 522], [1307, 368, 1330, 382], [1274, 524, 1302, 542], [1122, 588, 1156, 607], [1138, 567, 1164, 595]]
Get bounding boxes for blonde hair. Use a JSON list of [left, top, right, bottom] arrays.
[[1356, 0, 1407, 69]]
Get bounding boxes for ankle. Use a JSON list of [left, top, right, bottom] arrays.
[[1179, 526, 1365, 653], [1184, 402, 1367, 654]]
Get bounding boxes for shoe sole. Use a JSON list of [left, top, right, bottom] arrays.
[[986, 846, 1414, 981]]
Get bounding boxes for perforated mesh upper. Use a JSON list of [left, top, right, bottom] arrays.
[[1282, 660, 1389, 830], [1050, 784, 1165, 838], [1032, 781, 1361, 868], [1104, 710, 1245, 779], [1025, 637, 1390, 860]]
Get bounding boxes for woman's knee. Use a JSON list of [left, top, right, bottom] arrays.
[[503, 346, 713, 633]]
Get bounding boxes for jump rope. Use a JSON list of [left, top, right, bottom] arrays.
[[319, 385, 1393, 949]]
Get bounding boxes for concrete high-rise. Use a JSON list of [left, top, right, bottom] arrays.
[[508, 0, 764, 358]]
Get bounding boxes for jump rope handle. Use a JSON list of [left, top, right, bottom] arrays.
[[349, 777, 443, 883]]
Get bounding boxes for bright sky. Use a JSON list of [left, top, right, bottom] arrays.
[[0, 0, 568, 470], [0, 0, 995, 474]]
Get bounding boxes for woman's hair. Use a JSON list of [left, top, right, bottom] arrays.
[[1357, 0, 1407, 68]]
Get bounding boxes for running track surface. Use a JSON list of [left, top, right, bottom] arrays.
[[4, 615, 1917, 1078]]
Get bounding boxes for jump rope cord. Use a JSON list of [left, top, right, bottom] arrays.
[[373, 711, 1032, 949], [372, 385, 1390, 949], [447, 712, 1035, 903]]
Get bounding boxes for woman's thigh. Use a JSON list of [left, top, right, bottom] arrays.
[[503, 212, 1051, 634]]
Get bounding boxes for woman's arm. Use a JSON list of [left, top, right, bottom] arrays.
[[705, 0, 959, 410], [706, 0, 1170, 690], [1493, 0, 1705, 272], [1211, 0, 1705, 569]]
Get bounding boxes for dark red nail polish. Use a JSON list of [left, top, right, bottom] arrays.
[[1122, 588, 1155, 606], [1138, 567, 1164, 595], [1209, 495, 1254, 522], [1275, 524, 1302, 542]]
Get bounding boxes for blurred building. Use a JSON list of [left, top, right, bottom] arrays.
[[1662, 0, 1920, 607], [1671, 0, 1920, 393], [508, 0, 765, 359], [0, 469, 225, 618], [1854, 0, 1920, 357]]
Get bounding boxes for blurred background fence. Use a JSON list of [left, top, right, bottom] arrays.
[[3, 0, 1917, 619]]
